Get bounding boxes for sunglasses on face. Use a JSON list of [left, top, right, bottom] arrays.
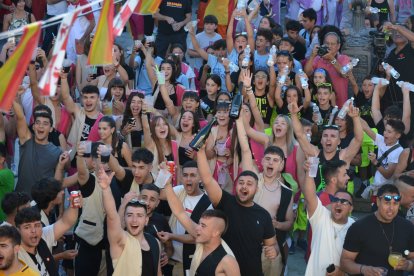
[[322, 124, 339, 130], [380, 195, 401, 202], [331, 197, 353, 206], [255, 74, 267, 79]]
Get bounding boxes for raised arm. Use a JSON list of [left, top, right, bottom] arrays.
[[141, 110, 155, 150], [226, 11, 236, 53], [243, 10, 255, 50], [236, 117, 256, 173], [61, 73, 79, 115], [12, 99, 31, 144], [145, 48, 157, 88], [289, 102, 319, 156], [163, 180, 197, 237], [301, 160, 319, 217], [188, 24, 209, 61], [341, 105, 363, 165], [371, 80, 387, 125], [28, 63, 43, 106], [52, 196, 79, 241], [76, 145, 90, 186], [96, 166, 126, 259], [402, 83, 411, 134], [196, 147, 223, 207], [159, 83, 178, 118], [274, 82, 284, 109], [242, 69, 265, 131], [360, 117, 377, 142]]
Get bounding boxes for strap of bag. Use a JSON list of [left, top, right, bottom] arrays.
[[376, 144, 401, 167]]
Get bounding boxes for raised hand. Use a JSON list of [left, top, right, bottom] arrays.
[[97, 164, 115, 190]]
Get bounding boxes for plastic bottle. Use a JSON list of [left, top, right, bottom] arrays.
[[223, 58, 240, 72], [312, 103, 323, 125], [248, 0, 262, 11], [267, 45, 277, 67], [338, 97, 354, 119], [235, 0, 247, 20], [298, 69, 308, 88], [328, 105, 339, 125], [242, 45, 251, 68], [371, 77, 389, 85], [369, 7, 380, 13], [396, 81, 414, 92], [200, 101, 211, 113], [382, 62, 400, 79], [278, 66, 289, 85], [340, 58, 359, 75]]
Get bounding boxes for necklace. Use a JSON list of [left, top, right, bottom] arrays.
[[333, 223, 347, 239], [376, 212, 395, 253], [263, 175, 282, 192]]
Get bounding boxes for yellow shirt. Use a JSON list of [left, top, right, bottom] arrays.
[[0, 260, 40, 276]]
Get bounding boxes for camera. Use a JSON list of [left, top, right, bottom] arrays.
[[369, 30, 386, 59], [317, 45, 329, 57]]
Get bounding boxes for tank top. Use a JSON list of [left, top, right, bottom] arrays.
[[314, 150, 341, 192], [8, 12, 31, 31], [371, 0, 390, 24], [179, 146, 193, 166], [255, 94, 273, 125], [141, 249, 155, 276], [195, 244, 227, 276]]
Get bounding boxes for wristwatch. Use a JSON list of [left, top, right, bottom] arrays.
[[330, 59, 337, 65]]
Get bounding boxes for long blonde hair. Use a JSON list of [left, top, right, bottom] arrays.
[[271, 115, 296, 155]]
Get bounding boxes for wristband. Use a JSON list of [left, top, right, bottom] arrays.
[[246, 90, 253, 95], [225, 71, 230, 74], [331, 59, 337, 65], [375, 162, 381, 168]]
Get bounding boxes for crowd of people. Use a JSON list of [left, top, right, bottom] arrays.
[[1, 0, 414, 275]]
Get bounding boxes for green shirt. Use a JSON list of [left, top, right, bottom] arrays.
[[0, 168, 15, 221]]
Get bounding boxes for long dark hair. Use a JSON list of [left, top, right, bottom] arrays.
[[121, 92, 145, 130], [160, 60, 179, 85], [99, 116, 119, 155], [150, 116, 172, 164], [104, 77, 126, 102], [182, 91, 205, 120], [231, 103, 254, 163], [283, 85, 304, 107], [177, 110, 200, 134]]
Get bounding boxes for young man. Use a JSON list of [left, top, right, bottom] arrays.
[[1, 192, 31, 226], [289, 101, 362, 190], [153, 0, 191, 58], [277, 37, 303, 73], [187, 14, 222, 71], [299, 8, 317, 48], [157, 161, 211, 274], [96, 166, 162, 276], [12, 101, 62, 196], [61, 73, 103, 161], [253, 28, 274, 72], [15, 196, 80, 276], [197, 139, 278, 276], [302, 159, 354, 276], [0, 225, 38, 275], [163, 176, 240, 275], [341, 184, 414, 275], [395, 175, 414, 223], [0, 143, 13, 221], [285, 20, 306, 61]]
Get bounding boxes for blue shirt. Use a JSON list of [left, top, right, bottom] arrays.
[[254, 50, 269, 72], [135, 56, 163, 96], [208, 54, 229, 92]]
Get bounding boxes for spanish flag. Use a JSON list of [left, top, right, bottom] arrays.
[[0, 22, 42, 111], [134, 0, 162, 15], [198, 0, 236, 37], [88, 0, 114, 65]]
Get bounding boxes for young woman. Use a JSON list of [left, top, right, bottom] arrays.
[[142, 114, 178, 180], [98, 116, 132, 168], [2, 0, 35, 31], [201, 74, 221, 120], [102, 78, 127, 120], [118, 92, 145, 152], [205, 102, 234, 193], [166, 53, 190, 90], [169, 43, 196, 90], [275, 84, 312, 121], [310, 68, 335, 105], [113, 43, 135, 89], [275, 51, 300, 89]]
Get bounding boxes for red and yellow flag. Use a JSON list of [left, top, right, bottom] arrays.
[[88, 0, 114, 65], [198, 0, 236, 37], [0, 22, 42, 111], [134, 0, 161, 15]]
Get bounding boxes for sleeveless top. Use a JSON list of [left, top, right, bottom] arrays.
[[255, 94, 273, 125], [195, 244, 227, 276], [314, 150, 341, 192], [141, 249, 156, 276], [8, 12, 31, 31], [179, 146, 193, 166], [406, 148, 414, 172]]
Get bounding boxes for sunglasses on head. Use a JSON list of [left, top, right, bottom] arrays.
[[331, 197, 353, 206], [322, 124, 339, 130], [380, 195, 401, 202], [317, 82, 332, 87], [235, 32, 247, 37]]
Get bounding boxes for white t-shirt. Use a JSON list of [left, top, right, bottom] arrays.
[[306, 199, 354, 276], [187, 31, 222, 71], [373, 134, 403, 187], [171, 185, 212, 263], [47, 1, 68, 16]]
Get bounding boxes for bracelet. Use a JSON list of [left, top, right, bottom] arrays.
[[246, 90, 253, 95], [375, 162, 381, 168], [360, 265, 364, 274], [225, 71, 230, 74], [245, 86, 252, 90]]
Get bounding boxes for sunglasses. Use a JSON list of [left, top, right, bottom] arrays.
[[255, 74, 268, 79], [235, 32, 247, 37], [322, 124, 339, 130], [317, 82, 332, 87], [331, 197, 353, 206], [379, 195, 401, 202]]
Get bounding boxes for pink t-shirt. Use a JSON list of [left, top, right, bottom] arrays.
[[312, 54, 350, 108]]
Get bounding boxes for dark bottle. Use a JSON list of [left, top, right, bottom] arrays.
[[189, 117, 217, 151], [229, 82, 243, 119]]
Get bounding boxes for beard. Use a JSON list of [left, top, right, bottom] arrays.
[[0, 254, 14, 270]]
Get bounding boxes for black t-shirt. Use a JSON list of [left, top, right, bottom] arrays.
[[122, 63, 135, 81], [255, 94, 273, 125], [29, 124, 62, 147], [145, 212, 172, 238], [157, 0, 191, 34], [354, 92, 375, 128], [343, 214, 414, 275], [216, 191, 275, 276], [293, 40, 306, 61]]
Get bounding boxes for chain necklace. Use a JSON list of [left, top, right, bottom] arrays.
[[263, 175, 282, 192], [334, 224, 347, 239], [376, 212, 395, 253]]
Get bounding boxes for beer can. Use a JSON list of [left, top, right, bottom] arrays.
[[166, 161, 175, 175], [70, 191, 81, 208]]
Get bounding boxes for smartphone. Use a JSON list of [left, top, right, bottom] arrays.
[[128, 117, 136, 126], [7, 37, 15, 45]]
